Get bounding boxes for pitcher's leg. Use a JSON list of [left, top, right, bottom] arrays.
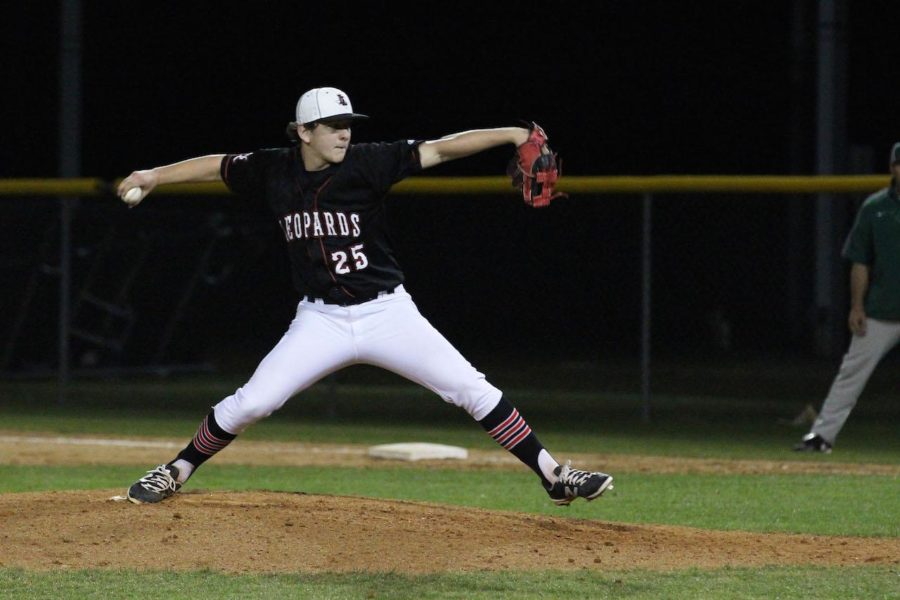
[[811, 319, 900, 445], [212, 307, 353, 434], [357, 293, 613, 503], [128, 305, 354, 503], [356, 293, 501, 419]]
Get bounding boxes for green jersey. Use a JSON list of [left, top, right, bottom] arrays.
[[842, 181, 900, 320]]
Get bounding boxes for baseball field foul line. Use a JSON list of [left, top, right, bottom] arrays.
[[0, 435, 181, 448], [0, 434, 365, 455]]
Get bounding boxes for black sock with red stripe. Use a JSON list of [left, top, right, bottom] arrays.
[[173, 410, 237, 472], [479, 397, 551, 487]]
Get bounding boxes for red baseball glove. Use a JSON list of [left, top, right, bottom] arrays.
[[507, 122, 566, 208]]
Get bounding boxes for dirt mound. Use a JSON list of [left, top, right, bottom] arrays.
[[3, 434, 898, 574], [3, 490, 898, 574]]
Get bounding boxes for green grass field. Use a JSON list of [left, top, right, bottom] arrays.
[[1, 370, 898, 599], [1, 566, 897, 600]]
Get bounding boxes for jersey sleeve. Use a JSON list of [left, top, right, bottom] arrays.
[[220, 150, 279, 199], [841, 198, 875, 265], [348, 140, 424, 194]]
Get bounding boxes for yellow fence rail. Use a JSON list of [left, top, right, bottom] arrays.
[[4, 174, 890, 413], [0, 175, 890, 196]]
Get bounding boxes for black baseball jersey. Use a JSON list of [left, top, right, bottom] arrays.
[[221, 140, 423, 304]]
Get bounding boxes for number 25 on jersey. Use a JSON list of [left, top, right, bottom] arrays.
[[331, 243, 369, 274]]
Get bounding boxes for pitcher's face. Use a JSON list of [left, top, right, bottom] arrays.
[[300, 121, 352, 171]]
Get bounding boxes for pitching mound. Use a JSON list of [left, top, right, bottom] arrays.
[[3, 490, 898, 574]]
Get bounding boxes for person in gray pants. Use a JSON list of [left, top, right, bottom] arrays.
[[795, 142, 900, 453]]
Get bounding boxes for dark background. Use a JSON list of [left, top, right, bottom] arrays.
[[2, 1, 898, 375]]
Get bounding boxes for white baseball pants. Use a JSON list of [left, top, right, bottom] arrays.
[[212, 286, 503, 434], [812, 317, 900, 444]]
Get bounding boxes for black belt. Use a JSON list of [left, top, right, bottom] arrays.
[[303, 286, 398, 307]]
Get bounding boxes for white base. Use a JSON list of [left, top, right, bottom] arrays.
[[368, 442, 468, 461]]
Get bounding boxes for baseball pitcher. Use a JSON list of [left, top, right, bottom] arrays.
[[119, 87, 611, 506]]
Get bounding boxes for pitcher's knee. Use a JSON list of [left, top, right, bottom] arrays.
[[447, 384, 503, 421], [213, 387, 283, 433]]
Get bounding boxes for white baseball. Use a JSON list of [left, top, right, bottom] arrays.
[[123, 187, 143, 204]]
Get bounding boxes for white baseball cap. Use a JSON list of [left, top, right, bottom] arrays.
[[295, 87, 369, 125]]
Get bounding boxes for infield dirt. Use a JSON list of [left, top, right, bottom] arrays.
[[1, 434, 898, 574]]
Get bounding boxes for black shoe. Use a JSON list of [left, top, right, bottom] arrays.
[[793, 433, 833, 454], [127, 464, 182, 504], [547, 461, 614, 506]]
